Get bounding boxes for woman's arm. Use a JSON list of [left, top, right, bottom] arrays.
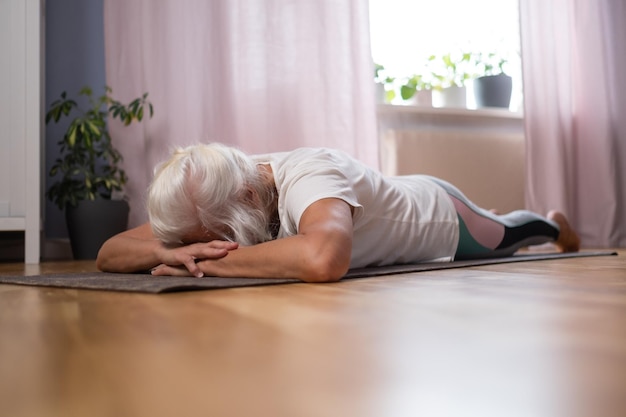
[[96, 223, 238, 276], [150, 198, 355, 282]]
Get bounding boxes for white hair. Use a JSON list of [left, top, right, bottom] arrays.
[[147, 143, 275, 246]]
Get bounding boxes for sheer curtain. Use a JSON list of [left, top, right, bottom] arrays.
[[519, 0, 626, 247], [103, 0, 378, 227]]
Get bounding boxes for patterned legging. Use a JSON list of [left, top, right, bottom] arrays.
[[426, 177, 560, 260]]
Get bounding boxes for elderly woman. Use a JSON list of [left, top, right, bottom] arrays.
[[96, 143, 580, 282]]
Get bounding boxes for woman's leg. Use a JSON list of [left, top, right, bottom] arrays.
[[427, 176, 580, 260]]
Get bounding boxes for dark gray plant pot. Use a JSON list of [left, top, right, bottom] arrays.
[[65, 199, 130, 260], [474, 74, 513, 108]]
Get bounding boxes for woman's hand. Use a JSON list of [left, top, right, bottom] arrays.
[[153, 240, 239, 277]]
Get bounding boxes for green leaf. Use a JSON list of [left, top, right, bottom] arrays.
[[45, 108, 57, 124], [62, 101, 76, 116], [400, 85, 416, 100], [67, 125, 77, 147], [88, 120, 101, 137]]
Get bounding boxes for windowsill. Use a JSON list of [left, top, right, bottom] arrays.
[[376, 103, 524, 120], [376, 103, 525, 134]]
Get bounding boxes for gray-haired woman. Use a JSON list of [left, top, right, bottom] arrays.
[[96, 143, 580, 282]]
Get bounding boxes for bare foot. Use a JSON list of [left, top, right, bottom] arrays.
[[548, 210, 581, 252]]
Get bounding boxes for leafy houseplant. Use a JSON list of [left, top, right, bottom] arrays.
[[473, 52, 508, 77], [46, 86, 153, 258], [427, 52, 475, 108], [46, 86, 153, 209], [428, 52, 475, 90]]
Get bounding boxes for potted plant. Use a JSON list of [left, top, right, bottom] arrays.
[[428, 52, 474, 108], [472, 52, 512, 108], [46, 86, 153, 259], [374, 63, 396, 104]]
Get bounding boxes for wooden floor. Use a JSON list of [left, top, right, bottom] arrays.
[[1, 249, 625, 417]]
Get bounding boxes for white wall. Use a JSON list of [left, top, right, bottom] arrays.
[[0, 0, 42, 263]]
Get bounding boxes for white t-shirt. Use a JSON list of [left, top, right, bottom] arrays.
[[253, 148, 459, 268]]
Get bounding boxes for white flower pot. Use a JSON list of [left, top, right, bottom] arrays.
[[432, 86, 467, 108]]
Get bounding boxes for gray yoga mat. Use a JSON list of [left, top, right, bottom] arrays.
[[0, 251, 617, 294]]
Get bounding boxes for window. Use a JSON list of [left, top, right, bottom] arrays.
[[369, 0, 522, 111]]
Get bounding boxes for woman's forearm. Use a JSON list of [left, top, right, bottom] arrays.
[[96, 222, 239, 276], [195, 232, 351, 282], [96, 235, 163, 273], [149, 237, 341, 281]]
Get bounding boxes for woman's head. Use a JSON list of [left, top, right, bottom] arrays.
[[147, 143, 274, 246]]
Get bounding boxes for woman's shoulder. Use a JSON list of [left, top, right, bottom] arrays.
[[289, 147, 361, 165]]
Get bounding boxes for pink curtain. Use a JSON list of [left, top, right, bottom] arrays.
[[519, 0, 626, 247], [103, 0, 378, 227]]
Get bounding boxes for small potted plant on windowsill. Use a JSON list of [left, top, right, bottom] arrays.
[[428, 52, 474, 108], [472, 52, 512, 109], [374, 63, 397, 104], [46, 86, 153, 259]]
